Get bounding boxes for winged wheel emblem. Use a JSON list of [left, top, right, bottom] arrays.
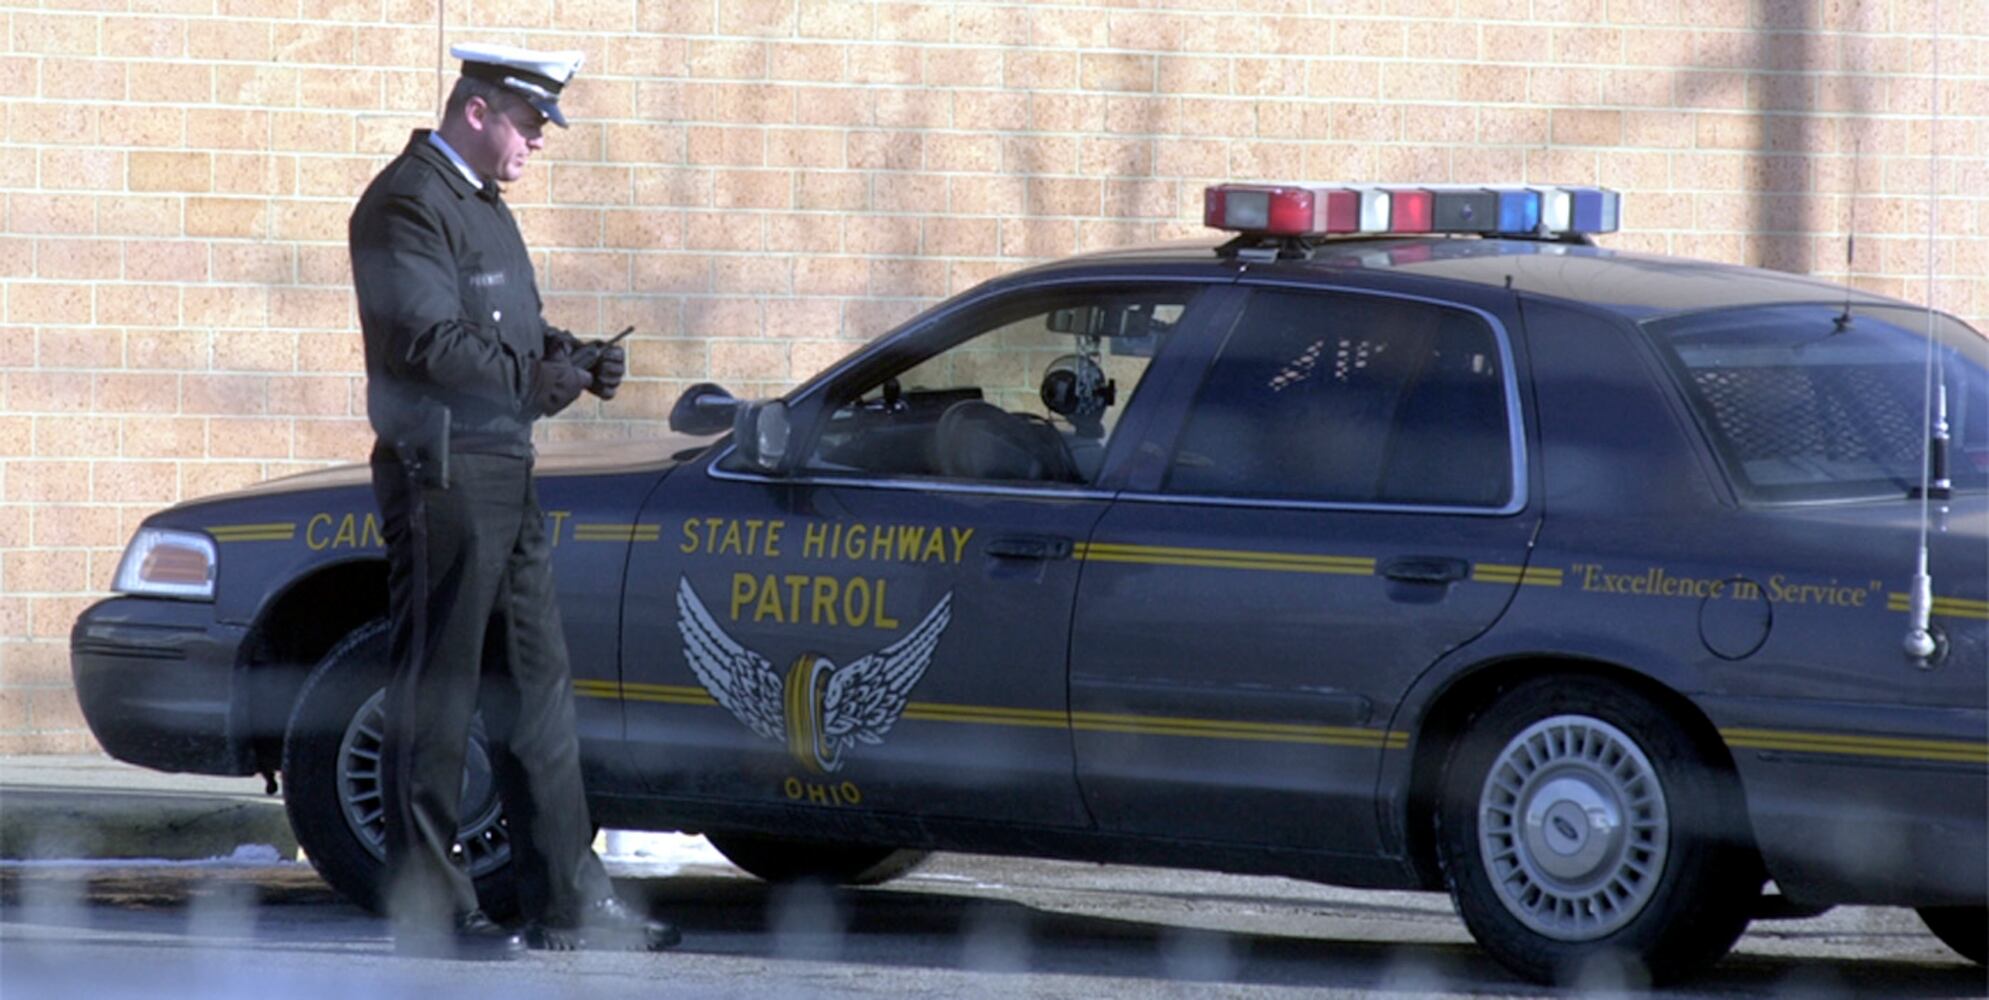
[[675, 577, 953, 773]]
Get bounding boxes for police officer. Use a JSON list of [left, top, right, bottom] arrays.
[[350, 42, 673, 960]]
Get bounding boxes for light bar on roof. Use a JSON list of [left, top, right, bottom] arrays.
[[1203, 183, 1620, 239]]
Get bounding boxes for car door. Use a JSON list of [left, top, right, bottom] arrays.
[[1070, 284, 1541, 854], [618, 281, 1220, 829]]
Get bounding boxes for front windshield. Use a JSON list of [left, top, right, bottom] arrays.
[[1643, 303, 1988, 502]]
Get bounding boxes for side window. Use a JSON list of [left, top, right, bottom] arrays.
[[1166, 290, 1513, 507], [801, 287, 1196, 486]]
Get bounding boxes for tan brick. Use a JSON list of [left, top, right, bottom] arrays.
[[922, 47, 1001, 89], [181, 286, 264, 329], [122, 415, 205, 457], [791, 256, 866, 296], [9, 283, 92, 325], [267, 289, 348, 330], [946, 175, 1025, 216], [686, 212, 768, 252], [997, 218, 1076, 259], [713, 257, 793, 296], [124, 330, 207, 372], [761, 298, 841, 340], [787, 171, 861, 212], [187, 111, 270, 155], [37, 149, 122, 193], [1233, 58, 1308, 99], [7, 461, 92, 503], [0, 239, 29, 279], [600, 209, 683, 250], [1029, 94, 1104, 135], [7, 100, 96, 146], [99, 104, 181, 148], [270, 22, 352, 64], [1178, 98, 1259, 140], [0, 690, 28, 731], [622, 335, 702, 377], [188, 19, 272, 61], [955, 4, 1028, 45], [845, 299, 923, 338], [267, 375, 350, 416], [121, 68, 210, 119], [15, 13, 98, 56], [127, 151, 211, 193], [6, 549, 96, 598], [0, 504, 28, 552], [1553, 108, 1622, 147], [1307, 60, 1383, 100], [1005, 51, 1075, 90], [709, 170, 790, 210], [719, 0, 797, 35], [765, 214, 843, 254], [1029, 7, 1106, 48], [34, 240, 119, 282], [96, 286, 179, 330], [183, 197, 265, 239], [848, 45, 921, 86], [183, 371, 272, 415], [868, 258, 946, 298], [605, 123, 688, 165], [871, 173, 945, 214], [1104, 179, 1177, 220], [708, 339, 787, 380], [765, 128, 843, 170], [296, 246, 351, 287], [29, 687, 89, 728], [685, 82, 793, 124], [845, 215, 920, 256], [274, 111, 354, 154], [953, 91, 1028, 132], [34, 415, 118, 458], [352, 25, 429, 68], [875, 90, 949, 129], [93, 458, 178, 504], [214, 64, 298, 108], [36, 327, 121, 371], [1147, 54, 1222, 96], [293, 418, 371, 461], [207, 417, 291, 459], [269, 200, 345, 242], [6, 371, 91, 415], [42, 58, 125, 102], [11, 195, 95, 236], [1154, 139, 1226, 179], [299, 329, 363, 373], [105, 15, 186, 58], [845, 130, 920, 172]]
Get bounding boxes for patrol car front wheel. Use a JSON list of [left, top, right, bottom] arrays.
[[281, 619, 516, 918], [706, 833, 928, 886], [1435, 676, 1759, 986]]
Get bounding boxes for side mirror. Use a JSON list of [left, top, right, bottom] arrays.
[[668, 382, 739, 435], [731, 399, 793, 474]]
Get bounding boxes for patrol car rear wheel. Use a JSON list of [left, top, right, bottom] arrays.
[[1435, 675, 1758, 985], [1918, 906, 1987, 965], [706, 833, 928, 886], [281, 619, 517, 917]]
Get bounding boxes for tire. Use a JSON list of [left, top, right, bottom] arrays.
[[1434, 675, 1761, 986], [1918, 906, 1988, 965], [706, 832, 928, 886], [281, 619, 516, 917]]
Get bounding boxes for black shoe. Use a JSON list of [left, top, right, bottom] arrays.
[[526, 897, 681, 952], [394, 910, 524, 961]]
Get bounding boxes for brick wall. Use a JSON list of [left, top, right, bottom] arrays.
[[2, 0, 1985, 753]]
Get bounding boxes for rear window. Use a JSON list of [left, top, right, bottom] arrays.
[[1643, 304, 1989, 502]]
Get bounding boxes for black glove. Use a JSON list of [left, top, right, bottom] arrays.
[[526, 348, 592, 418], [584, 343, 625, 400]]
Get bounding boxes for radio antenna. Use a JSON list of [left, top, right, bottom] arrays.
[[1903, 1, 1948, 662]]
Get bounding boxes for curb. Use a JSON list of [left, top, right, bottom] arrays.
[[0, 789, 299, 862]]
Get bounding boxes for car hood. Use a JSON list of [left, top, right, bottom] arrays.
[[187, 434, 719, 502]]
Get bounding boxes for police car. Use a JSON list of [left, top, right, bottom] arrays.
[[73, 183, 1987, 984]]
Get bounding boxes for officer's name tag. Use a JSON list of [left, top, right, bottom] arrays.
[[467, 270, 507, 288]]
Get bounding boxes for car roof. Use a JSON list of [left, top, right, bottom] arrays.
[[1033, 236, 1908, 323]]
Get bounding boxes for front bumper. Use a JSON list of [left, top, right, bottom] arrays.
[[70, 596, 253, 775]]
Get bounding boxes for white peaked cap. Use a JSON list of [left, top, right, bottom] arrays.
[[450, 41, 585, 127]]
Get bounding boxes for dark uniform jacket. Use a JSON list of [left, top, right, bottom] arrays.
[[350, 130, 576, 457]]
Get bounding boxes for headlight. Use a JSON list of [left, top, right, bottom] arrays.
[[112, 528, 217, 600]]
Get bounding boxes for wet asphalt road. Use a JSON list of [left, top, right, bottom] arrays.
[[2, 853, 1982, 999]]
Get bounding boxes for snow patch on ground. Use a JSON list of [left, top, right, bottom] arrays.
[[599, 830, 730, 874], [0, 844, 298, 869]]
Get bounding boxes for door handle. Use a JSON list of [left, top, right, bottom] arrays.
[[987, 535, 1073, 561], [1381, 556, 1469, 584]]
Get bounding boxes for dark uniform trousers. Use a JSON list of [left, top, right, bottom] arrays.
[[371, 449, 612, 928]]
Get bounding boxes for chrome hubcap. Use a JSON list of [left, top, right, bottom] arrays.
[[336, 689, 511, 879], [1477, 714, 1668, 941]]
